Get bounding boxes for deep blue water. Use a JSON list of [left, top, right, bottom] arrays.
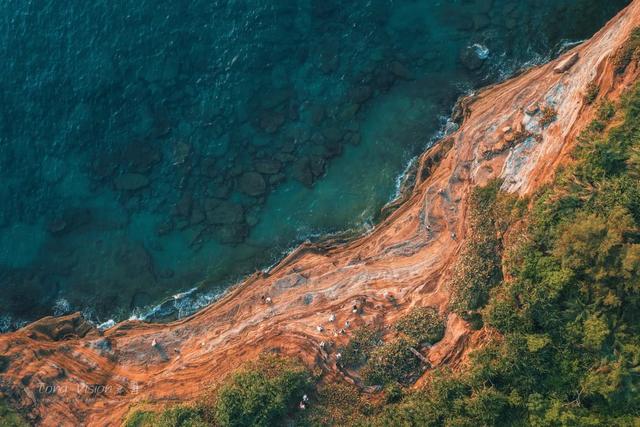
[[0, 0, 629, 329]]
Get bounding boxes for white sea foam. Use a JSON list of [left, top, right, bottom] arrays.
[[0, 315, 12, 333], [53, 298, 71, 316], [97, 319, 116, 330], [128, 286, 224, 322], [472, 43, 490, 60]]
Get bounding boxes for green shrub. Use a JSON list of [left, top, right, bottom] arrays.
[[596, 100, 616, 122], [123, 356, 313, 427], [361, 337, 422, 386], [612, 26, 640, 74], [383, 383, 404, 404], [367, 371, 471, 427], [211, 355, 312, 427], [0, 400, 28, 427], [338, 325, 383, 369], [395, 307, 445, 345], [449, 180, 520, 315], [584, 81, 599, 105], [298, 383, 368, 426], [123, 405, 207, 427]]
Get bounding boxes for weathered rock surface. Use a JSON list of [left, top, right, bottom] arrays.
[[554, 51, 580, 73]]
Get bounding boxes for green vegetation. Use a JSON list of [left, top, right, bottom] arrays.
[[337, 309, 442, 388], [449, 179, 521, 317], [123, 405, 207, 427], [299, 383, 370, 426], [613, 26, 640, 74], [210, 355, 313, 427], [361, 337, 423, 386], [584, 81, 600, 105], [0, 400, 28, 427], [337, 325, 382, 369], [395, 306, 445, 346], [123, 355, 312, 427]]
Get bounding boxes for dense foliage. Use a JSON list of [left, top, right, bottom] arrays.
[[361, 337, 422, 386], [298, 383, 371, 426], [123, 405, 207, 427], [0, 400, 28, 427], [337, 325, 383, 369], [123, 355, 312, 427], [395, 306, 445, 346], [449, 179, 522, 317], [338, 308, 446, 387], [613, 26, 640, 74], [211, 355, 313, 427]]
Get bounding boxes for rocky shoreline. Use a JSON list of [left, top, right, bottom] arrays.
[[2, 1, 640, 424]]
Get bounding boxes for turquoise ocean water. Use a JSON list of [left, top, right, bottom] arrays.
[[0, 0, 629, 329]]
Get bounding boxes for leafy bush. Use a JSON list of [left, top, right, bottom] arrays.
[[337, 325, 382, 369], [299, 383, 369, 426], [612, 26, 640, 74], [210, 355, 313, 427], [395, 306, 445, 345], [449, 180, 520, 315], [584, 81, 599, 105], [0, 400, 28, 427], [123, 405, 207, 427], [122, 356, 312, 427], [361, 337, 422, 386], [596, 99, 616, 121]]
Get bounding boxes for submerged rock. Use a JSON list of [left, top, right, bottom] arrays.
[[292, 157, 314, 187], [258, 110, 286, 134], [122, 141, 162, 174], [309, 156, 326, 177], [255, 159, 282, 175], [174, 193, 193, 218], [390, 61, 413, 80], [350, 85, 373, 104], [213, 223, 249, 244], [238, 172, 267, 196], [460, 43, 489, 71], [113, 173, 150, 191], [206, 201, 244, 224], [47, 208, 92, 236]]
